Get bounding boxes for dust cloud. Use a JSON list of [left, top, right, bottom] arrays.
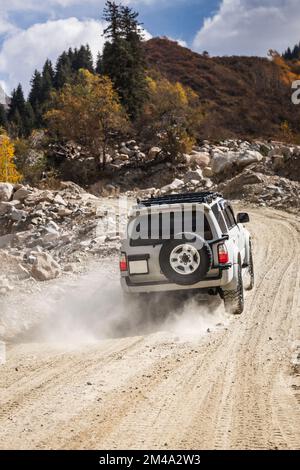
[[2, 263, 228, 344]]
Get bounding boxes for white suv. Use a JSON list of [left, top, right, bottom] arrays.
[[120, 192, 254, 315]]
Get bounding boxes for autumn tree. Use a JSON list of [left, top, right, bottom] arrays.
[[139, 76, 204, 161], [45, 69, 129, 170], [268, 50, 300, 85], [0, 132, 22, 183]]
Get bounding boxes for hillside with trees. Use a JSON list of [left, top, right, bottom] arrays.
[[1, 1, 300, 187], [145, 38, 300, 140]]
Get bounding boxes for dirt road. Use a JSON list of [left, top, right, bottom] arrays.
[[0, 207, 299, 450]]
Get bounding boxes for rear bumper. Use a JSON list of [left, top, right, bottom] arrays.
[[120, 264, 233, 294]]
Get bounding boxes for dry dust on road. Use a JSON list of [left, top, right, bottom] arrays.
[[0, 207, 299, 450]]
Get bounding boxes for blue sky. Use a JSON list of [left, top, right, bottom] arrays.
[[1, 1, 300, 95]]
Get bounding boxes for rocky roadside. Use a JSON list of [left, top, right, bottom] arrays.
[[0, 138, 299, 307], [0, 182, 125, 306], [116, 138, 300, 211]]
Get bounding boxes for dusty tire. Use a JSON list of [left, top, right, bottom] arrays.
[[159, 235, 213, 286], [244, 241, 255, 291], [222, 263, 244, 315]]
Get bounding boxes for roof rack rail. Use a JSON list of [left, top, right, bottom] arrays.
[[138, 191, 223, 207]]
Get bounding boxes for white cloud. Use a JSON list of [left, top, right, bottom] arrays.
[[0, 18, 106, 95], [0, 1, 156, 95], [0, 0, 170, 14], [166, 36, 188, 48], [193, 0, 300, 57]]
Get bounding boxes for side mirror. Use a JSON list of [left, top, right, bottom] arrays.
[[237, 212, 250, 224]]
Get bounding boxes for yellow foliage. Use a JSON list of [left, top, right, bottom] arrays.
[[0, 133, 22, 183], [174, 82, 188, 105], [146, 76, 157, 92], [142, 76, 203, 161], [280, 121, 294, 143], [269, 50, 300, 85], [45, 69, 129, 168]]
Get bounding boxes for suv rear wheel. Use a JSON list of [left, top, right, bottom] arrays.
[[222, 263, 244, 315], [244, 241, 254, 291]]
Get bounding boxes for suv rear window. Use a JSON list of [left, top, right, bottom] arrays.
[[223, 205, 236, 230], [212, 203, 227, 233], [128, 209, 213, 246]]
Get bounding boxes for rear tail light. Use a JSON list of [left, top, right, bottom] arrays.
[[218, 244, 229, 264], [119, 252, 128, 272]]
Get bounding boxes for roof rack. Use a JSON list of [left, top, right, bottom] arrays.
[[138, 191, 223, 207]]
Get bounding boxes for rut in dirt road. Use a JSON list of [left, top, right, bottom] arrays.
[[0, 207, 299, 450]]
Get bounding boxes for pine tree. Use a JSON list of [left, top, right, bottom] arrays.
[[43, 59, 55, 83], [103, 1, 122, 41], [8, 84, 27, 136], [73, 45, 94, 72], [0, 104, 7, 128], [101, 1, 147, 120], [28, 70, 42, 124], [29, 70, 44, 127], [96, 52, 103, 74], [282, 42, 300, 60], [23, 102, 35, 136], [8, 84, 26, 121], [55, 52, 73, 88], [29, 70, 43, 108], [41, 59, 54, 103]]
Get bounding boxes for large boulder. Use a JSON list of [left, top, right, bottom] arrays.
[[212, 149, 263, 174], [272, 155, 285, 170], [227, 171, 264, 189], [184, 169, 203, 183], [148, 147, 161, 160], [189, 152, 211, 168], [237, 150, 263, 168], [211, 151, 237, 174], [161, 178, 184, 193], [9, 207, 27, 223], [0, 201, 15, 216], [0, 183, 14, 202], [13, 187, 32, 201], [31, 253, 61, 282]]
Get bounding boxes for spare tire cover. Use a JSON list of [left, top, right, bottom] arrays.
[[159, 233, 213, 286]]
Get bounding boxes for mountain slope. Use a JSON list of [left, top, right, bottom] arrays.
[[145, 38, 300, 140]]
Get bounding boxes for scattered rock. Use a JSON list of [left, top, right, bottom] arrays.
[[161, 178, 185, 193], [31, 253, 61, 282], [13, 187, 32, 201], [184, 169, 203, 183], [148, 147, 161, 161], [0, 275, 14, 295], [202, 166, 213, 178], [0, 183, 14, 202], [189, 152, 211, 168]]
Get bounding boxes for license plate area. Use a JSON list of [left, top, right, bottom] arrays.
[[128, 256, 149, 275]]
